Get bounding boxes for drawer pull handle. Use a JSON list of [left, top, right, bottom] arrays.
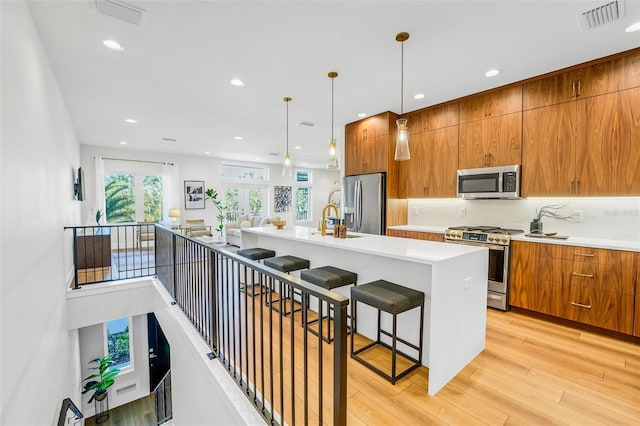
[[573, 252, 595, 257], [571, 301, 592, 309], [572, 272, 594, 278]]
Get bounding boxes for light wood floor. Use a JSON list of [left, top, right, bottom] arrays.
[[84, 394, 155, 426]]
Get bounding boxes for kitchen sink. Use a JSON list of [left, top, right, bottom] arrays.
[[311, 231, 361, 239]]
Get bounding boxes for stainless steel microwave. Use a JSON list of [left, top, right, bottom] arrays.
[[457, 165, 520, 199]]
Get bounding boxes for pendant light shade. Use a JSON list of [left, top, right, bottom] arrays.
[[283, 97, 293, 176], [327, 71, 339, 170], [394, 32, 411, 161]]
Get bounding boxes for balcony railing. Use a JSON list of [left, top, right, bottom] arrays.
[[155, 226, 348, 425], [64, 224, 156, 288], [154, 370, 172, 425]]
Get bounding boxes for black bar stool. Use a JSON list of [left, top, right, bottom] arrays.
[[300, 266, 357, 343], [237, 248, 276, 296], [350, 279, 425, 384], [263, 255, 310, 316]]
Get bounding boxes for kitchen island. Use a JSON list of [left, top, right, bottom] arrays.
[[241, 226, 488, 395]]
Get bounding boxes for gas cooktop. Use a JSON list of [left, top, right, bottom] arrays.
[[445, 226, 525, 245]]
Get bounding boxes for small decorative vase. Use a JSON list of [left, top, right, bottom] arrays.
[[94, 392, 109, 424], [529, 219, 543, 233]]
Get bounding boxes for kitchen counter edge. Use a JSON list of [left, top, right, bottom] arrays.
[[511, 235, 640, 252]]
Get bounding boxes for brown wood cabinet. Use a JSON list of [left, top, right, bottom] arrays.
[[400, 126, 458, 198], [386, 228, 444, 242], [76, 228, 111, 269], [344, 112, 398, 177], [510, 241, 636, 335], [459, 86, 522, 124], [459, 111, 522, 169], [523, 86, 640, 196], [635, 255, 640, 337], [523, 51, 640, 110]]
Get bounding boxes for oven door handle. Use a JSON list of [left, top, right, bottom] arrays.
[[444, 239, 506, 251]]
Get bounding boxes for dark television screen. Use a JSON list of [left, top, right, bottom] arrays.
[[75, 167, 85, 201]]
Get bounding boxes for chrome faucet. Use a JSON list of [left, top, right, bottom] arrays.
[[321, 203, 340, 236]]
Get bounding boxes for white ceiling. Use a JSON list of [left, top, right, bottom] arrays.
[[28, 0, 640, 169]]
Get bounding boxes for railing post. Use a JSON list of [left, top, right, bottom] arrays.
[[333, 301, 348, 425], [209, 250, 218, 354], [72, 227, 79, 289], [171, 232, 177, 298]]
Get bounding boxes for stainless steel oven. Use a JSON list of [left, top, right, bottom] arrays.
[[444, 226, 523, 311]]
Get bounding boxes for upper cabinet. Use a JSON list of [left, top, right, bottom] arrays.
[[523, 51, 640, 197], [458, 86, 522, 169], [399, 103, 459, 198], [523, 51, 640, 110]]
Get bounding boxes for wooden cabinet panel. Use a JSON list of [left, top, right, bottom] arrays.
[[566, 286, 634, 334], [539, 243, 636, 268], [537, 257, 570, 317], [487, 112, 522, 167], [426, 103, 459, 130], [509, 241, 539, 310], [386, 228, 444, 242], [459, 112, 520, 169], [460, 86, 522, 123], [576, 87, 640, 196], [621, 51, 640, 90], [458, 120, 486, 169], [522, 102, 576, 197], [403, 110, 427, 135], [400, 126, 458, 198], [634, 254, 640, 337], [76, 234, 111, 269], [523, 71, 576, 110]]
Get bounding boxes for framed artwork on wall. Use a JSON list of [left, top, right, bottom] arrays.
[[274, 186, 292, 212], [184, 180, 205, 209]]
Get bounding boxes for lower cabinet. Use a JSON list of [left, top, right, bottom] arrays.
[[510, 240, 637, 335], [386, 229, 444, 242]]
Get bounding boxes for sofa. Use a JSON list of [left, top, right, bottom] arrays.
[[225, 214, 282, 247]]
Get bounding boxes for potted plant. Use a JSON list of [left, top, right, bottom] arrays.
[[531, 203, 580, 233], [205, 188, 227, 239], [82, 355, 120, 423]]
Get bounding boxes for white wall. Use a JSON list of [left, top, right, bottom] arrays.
[[408, 197, 640, 240], [79, 145, 341, 229], [0, 2, 82, 424]]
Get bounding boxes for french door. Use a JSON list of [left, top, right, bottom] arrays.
[[223, 184, 267, 221]]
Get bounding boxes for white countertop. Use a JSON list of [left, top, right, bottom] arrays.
[[511, 234, 640, 252], [387, 225, 446, 234], [243, 225, 484, 265]]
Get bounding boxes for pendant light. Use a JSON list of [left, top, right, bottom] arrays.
[[282, 97, 293, 176], [327, 71, 339, 170], [394, 32, 411, 161]]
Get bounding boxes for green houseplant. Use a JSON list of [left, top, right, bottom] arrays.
[[205, 188, 227, 235], [81, 355, 120, 403]]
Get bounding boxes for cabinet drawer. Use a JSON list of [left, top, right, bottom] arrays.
[[566, 285, 634, 334], [538, 243, 635, 268], [539, 257, 634, 295]]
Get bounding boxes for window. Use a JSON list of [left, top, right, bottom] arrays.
[[224, 184, 265, 221], [106, 317, 131, 369], [104, 174, 163, 223], [295, 186, 311, 222], [296, 170, 312, 184]]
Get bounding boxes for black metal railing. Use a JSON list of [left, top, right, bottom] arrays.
[[155, 226, 348, 425], [154, 370, 172, 425], [64, 224, 156, 288], [57, 398, 83, 426]]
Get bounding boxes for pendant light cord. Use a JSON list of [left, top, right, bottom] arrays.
[[331, 76, 335, 140], [400, 39, 404, 115], [286, 100, 289, 154]]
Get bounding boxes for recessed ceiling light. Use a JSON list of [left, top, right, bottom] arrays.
[[234, 136, 243, 140], [204, 151, 210, 155], [103, 39, 124, 51], [294, 146, 302, 150], [358, 113, 367, 118], [626, 22, 640, 32], [414, 93, 425, 99], [230, 79, 245, 86], [124, 118, 137, 124], [485, 69, 501, 77], [119, 141, 127, 145]]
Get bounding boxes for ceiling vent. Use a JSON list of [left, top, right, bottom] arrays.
[[94, 0, 145, 26], [578, 0, 625, 30]]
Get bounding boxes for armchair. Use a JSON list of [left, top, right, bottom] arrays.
[[184, 219, 212, 237]]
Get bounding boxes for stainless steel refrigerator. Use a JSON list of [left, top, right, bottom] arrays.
[[342, 172, 386, 235]]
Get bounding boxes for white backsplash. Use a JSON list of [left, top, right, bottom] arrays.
[[408, 197, 640, 241]]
